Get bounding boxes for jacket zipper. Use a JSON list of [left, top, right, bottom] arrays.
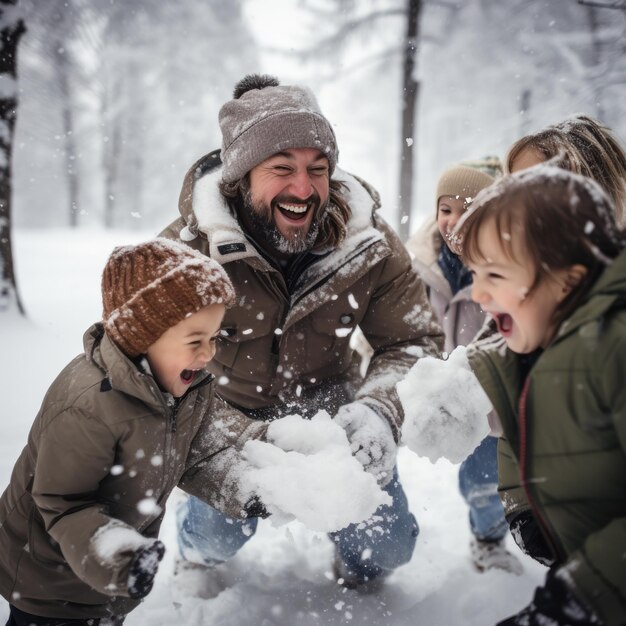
[[160, 374, 214, 508], [168, 403, 178, 432], [518, 376, 562, 562], [289, 234, 383, 312]]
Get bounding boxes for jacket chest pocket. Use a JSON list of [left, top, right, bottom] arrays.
[[307, 306, 360, 362], [217, 313, 277, 375]]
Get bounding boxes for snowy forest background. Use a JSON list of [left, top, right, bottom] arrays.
[[9, 0, 626, 237], [1, 0, 625, 624]]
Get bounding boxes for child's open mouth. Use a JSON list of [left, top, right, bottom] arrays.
[[494, 313, 513, 337], [180, 369, 196, 385]]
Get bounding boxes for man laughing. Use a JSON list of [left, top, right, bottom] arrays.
[[161, 73, 443, 592]]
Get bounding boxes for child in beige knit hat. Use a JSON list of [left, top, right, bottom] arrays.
[[0, 239, 267, 625], [406, 161, 524, 575]]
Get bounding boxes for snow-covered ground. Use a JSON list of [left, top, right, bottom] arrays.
[[0, 229, 546, 625]]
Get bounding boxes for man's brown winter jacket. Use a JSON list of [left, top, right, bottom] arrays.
[[0, 324, 266, 620], [161, 154, 443, 437]]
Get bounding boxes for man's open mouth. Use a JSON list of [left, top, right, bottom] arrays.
[[275, 202, 310, 223]]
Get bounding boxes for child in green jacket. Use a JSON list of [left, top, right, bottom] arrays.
[[457, 165, 626, 626]]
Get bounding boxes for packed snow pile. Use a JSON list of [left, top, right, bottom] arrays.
[[241, 411, 391, 532], [397, 346, 492, 464]]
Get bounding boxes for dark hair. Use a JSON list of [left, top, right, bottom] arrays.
[[506, 115, 626, 226], [218, 177, 352, 252], [458, 165, 626, 329]]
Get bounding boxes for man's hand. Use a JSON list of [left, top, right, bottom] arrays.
[[334, 402, 397, 485], [127, 539, 165, 600], [496, 567, 601, 625]]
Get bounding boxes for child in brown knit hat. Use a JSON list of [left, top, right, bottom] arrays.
[[0, 238, 267, 625], [102, 238, 235, 396]]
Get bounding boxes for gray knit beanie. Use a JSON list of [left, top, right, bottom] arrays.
[[219, 74, 338, 183]]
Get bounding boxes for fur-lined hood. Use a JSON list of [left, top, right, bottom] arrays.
[[175, 151, 384, 273], [160, 150, 444, 424]]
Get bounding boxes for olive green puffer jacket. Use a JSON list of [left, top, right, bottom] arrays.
[[468, 248, 626, 626]]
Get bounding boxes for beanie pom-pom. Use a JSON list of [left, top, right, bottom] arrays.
[[233, 74, 279, 99]]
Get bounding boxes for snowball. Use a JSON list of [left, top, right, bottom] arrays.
[[397, 346, 492, 464], [110, 464, 124, 476], [91, 520, 153, 565], [241, 411, 391, 532], [137, 497, 162, 516]]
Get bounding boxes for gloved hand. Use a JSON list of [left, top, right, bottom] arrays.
[[127, 539, 165, 600], [244, 494, 270, 519], [496, 567, 601, 625], [507, 510, 555, 567], [334, 402, 397, 485]]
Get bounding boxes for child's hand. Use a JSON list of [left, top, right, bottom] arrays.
[[496, 567, 601, 625], [127, 539, 165, 600], [244, 495, 270, 519], [506, 510, 555, 567]]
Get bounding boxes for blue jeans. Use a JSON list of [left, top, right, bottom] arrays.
[[177, 468, 418, 581], [458, 435, 507, 542]]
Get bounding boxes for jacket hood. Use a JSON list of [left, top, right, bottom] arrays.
[[406, 217, 476, 305], [83, 323, 211, 408], [406, 217, 441, 268], [557, 246, 626, 340], [176, 152, 383, 269], [405, 218, 446, 291]]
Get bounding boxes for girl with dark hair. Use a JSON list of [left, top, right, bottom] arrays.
[[458, 165, 626, 626]]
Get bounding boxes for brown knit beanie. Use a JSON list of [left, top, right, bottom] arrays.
[[219, 74, 338, 183], [102, 238, 235, 357], [435, 165, 495, 216]]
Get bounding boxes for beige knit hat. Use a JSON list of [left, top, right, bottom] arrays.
[[435, 165, 495, 216], [219, 74, 338, 183], [102, 238, 235, 357]]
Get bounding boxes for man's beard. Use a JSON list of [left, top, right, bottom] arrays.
[[241, 183, 324, 255]]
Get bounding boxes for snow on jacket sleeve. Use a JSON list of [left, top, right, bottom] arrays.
[[31, 407, 142, 597], [178, 394, 268, 519], [355, 218, 444, 439]]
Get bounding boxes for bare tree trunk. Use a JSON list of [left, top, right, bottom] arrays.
[[101, 73, 121, 229], [584, 4, 606, 121], [54, 43, 80, 227], [398, 0, 421, 242], [519, 88, 532, 137], [0, 0, 25, 315]]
